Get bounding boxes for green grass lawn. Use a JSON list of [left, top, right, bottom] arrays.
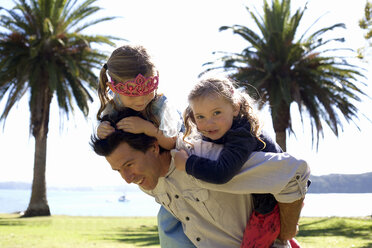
[[0, 214, 159, 248], [296, 217, 372, 248], [1, 214, 371, 248]]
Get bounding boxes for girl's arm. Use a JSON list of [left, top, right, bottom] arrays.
[[185, 133, 256, 184], [179, 123, 282, 184], [116, 116, 176, 150], [178, 124, 258, 184], [151, 128, 177, 150]]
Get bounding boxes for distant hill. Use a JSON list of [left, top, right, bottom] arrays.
[[0, 182, 134, 192], [308, 172, 372, 193], [0, 181, 31, 190], [2, 172, 372, 193]]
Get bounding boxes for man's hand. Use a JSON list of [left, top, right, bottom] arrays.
[[174, 149, 188, 171], [277, 197, 304, 241]]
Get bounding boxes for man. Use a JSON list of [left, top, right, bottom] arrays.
[[91, 110, 310, 248]]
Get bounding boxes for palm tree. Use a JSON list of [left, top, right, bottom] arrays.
[[0, 0, 119, 217], [358, 0, 372, 58], [202, 0, 366, 151]]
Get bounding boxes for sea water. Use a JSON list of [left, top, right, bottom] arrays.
[[0, 189, 159, 216], [1, 189, 371, 217]]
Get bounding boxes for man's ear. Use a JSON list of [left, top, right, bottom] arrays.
[[151, 141, 160, 156]]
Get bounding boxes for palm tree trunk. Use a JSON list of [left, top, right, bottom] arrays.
[[275, 131, 287, 152], [272, 101, 290, 152], [22, 86, 52, 217], [22, 133, 50, 217]]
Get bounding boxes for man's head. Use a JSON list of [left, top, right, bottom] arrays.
[[91, 109, 169, 190]]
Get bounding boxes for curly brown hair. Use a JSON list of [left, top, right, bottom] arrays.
[[183, 77, 262, 141]]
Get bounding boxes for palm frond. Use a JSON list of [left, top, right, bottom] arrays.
[[201, 0, 367, 149], [0, 0, 122, 127]]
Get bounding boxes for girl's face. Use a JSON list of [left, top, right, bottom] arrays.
[[190, 94, 239, 140], [107, 73, 157, 111], [117, 91, 156, 112]]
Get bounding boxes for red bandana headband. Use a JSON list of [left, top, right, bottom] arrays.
[[109, 73, 159, 96]]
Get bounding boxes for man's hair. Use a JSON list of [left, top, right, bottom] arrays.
[[91, 108, 160, 156]]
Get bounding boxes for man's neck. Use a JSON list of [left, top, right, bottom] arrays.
[[159, 150, 172, 177]]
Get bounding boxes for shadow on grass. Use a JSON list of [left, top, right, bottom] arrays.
[[0, 216, 26, 226], [101, 225, 160, 247], [298, 218, 372, 244], [0, 215, 52, 226]]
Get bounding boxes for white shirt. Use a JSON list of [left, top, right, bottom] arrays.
[[142, 138, 310, 248]]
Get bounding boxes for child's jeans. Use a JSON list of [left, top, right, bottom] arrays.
[[157, 206, 196, 248]]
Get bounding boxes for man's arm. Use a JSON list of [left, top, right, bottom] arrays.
[[182, 139, 310, 242], [191, 151, 310, 202], [278, 197, 304, 240]]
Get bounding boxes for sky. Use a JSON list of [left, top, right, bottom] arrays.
[[0, 0, 371, 187]]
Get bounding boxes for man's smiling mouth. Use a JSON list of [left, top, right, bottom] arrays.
[[135, 178, 144, 185]]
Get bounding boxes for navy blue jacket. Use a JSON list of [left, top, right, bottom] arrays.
[[186, 118, 282, 183], [185, 117, 282, 214]]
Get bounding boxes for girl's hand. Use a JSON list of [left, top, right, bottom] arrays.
[[116, 116, 156, 135], [174, 149, 189, 171], [97, 121, 115, 139]]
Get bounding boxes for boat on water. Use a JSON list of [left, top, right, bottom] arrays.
[[118, 195, 126, 202]]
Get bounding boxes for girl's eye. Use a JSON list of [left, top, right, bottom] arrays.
[[195, 115, 204, 120], [213, 111, 221, 116]]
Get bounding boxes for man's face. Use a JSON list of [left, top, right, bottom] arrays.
[[106, 142, 164, 190]]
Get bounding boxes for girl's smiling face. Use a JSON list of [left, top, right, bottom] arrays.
[[190, 94, 239, 140], [117, 90, 156, 111]]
